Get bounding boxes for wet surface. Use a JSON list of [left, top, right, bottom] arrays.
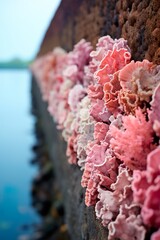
[[29, 83, 70, 240], [0, 70, 39, 240]]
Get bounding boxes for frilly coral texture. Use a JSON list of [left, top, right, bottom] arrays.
[[31, 35, 160, 240]]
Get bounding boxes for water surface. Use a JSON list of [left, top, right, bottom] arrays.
[[0, 70, 38, 240]]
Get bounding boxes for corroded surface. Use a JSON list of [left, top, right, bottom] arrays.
[[39, 0, 160, 64], [119, 0, 160, 63]]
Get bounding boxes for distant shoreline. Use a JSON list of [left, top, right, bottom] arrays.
[[0, 65, 29, 70], [0, 59, 32, 70]]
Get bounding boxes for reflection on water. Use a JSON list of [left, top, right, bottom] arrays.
[[0, 70, 39, 240]]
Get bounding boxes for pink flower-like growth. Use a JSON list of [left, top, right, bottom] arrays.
[[48, 80, 72, 129], [149, 83, 160, 137], [96, 48, 131, 86], [87, 84, 107, 122], [84, 35, 130, 85], [66, 131, 78, 164], [90, 36, 130, 75], [64, 39, 93, 85], [151, 230, 160, 240], [31, 36, 160, 239], [118, 60, 160, 114], [31, 48, 67, 102], [93, 122, 109, 143], [68, 84, 86, 113], [66, 95, 95, 165], [76, 120, 95, 168], [48, 39, 92, 130], [132, 147, 160, 229], [95, 165, 146, 239], [87, 36, 131, 121], [81, 141, 118, 206], [95, 166, 132, 225], [109, 109, 154, 170], [89, 99, 111, 122], [40, 39, 93, 166], [75, 96, 95, 168], [81, 36, 131, 207], [108, 207, 146, 240], [103, 71, 122, 115], [88, 84, 104, 100]]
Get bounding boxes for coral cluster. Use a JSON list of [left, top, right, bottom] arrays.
[[31, 35, 160, 240]]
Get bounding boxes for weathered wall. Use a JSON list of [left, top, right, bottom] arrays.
[[39, 0, 160, 64], [32, 79, 109, 240], [33, 1, 160, 239]]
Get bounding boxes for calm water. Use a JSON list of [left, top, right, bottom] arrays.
[[0, 70, 39, 240]]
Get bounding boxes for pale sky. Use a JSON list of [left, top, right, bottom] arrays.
[[0, 0, 61, 61]]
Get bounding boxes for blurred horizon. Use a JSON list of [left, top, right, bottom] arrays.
[[0, 0, 61, 62]]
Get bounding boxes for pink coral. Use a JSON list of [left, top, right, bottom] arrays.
[[109, 108, 154, 170], [90, 36, 130, 70], [49, 39, 92, 131], [151, 230, 160, 240], [64, 39, 93, 84], [150, 83, 160, 136], [96, 48, 131, 86], [96, 166, 146, 239], [95, 166, 133, 223], [88, 84, 104, 100], [142, 180, 160, 227], [66, 131, 77, 164], [87, 36, 131, 121], [68, 84, 86, 112], [119, 60, 153, 90], [76, 122, 95, 168], [31, 48, 67, 101], [81, 36, 131, 208], [108, 208, 146, 240], [76, 96, 95, 168], [67, 39, 92, 70], [93, 122, 109, 143], [103, 71, 122, 115], [90, 99, 111, 122], [31, 36, 160, 240], [132, 147, 160, 229], [96, 187, 117, 225], [82, 143, 118, 206], [118, 60, 160, 114]]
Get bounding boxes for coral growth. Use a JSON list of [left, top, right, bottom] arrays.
[[31, 35, 160, 240], [109, 109, 154, 170]]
